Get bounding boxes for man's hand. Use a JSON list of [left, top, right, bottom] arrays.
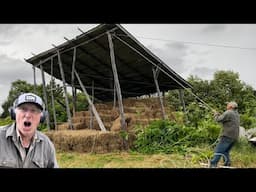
[[212, 110, 220, 116]]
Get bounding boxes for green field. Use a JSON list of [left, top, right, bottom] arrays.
[[56, 140, 256, 168]]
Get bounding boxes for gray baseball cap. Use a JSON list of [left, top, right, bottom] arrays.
[[15, 93, 44, 110]]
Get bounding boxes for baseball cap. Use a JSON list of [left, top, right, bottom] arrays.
[[15, 93, 44, 110]]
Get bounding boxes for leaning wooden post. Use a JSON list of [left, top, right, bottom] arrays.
[[33, 65, 37, 94], [71, 47, 77, 117], [178, 89, 187, 121], [74, 70, 106, 131], [40, 64, 51, 130], [152, 67, 166, 120], [89, 80, 94, 129], [57, 50, 73, 130], [107, 32, 128, 149], [50, 57, 58, 130], [113, 83, 116, 109]]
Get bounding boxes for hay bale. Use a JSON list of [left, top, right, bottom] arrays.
[[75, 111, 86, 117], [57, 123, 69, 130], [72, 117, 86, 124], [110, 113, 134, 132], [45, 130, 136, 153], [73, 122, 86, 130]]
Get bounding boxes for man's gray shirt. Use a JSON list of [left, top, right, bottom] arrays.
[[215, 109, 240, 140], [0, 123, 58, 168]]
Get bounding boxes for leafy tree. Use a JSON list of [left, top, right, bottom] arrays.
[[167, 70, 256, 129], [1, 80, 35, 118], [209, 70, 243, 110], [1, 79, 89, 130]]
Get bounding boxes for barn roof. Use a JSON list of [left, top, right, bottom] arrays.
[[26, 24, 192, 102]]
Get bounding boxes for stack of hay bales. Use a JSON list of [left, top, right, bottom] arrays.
[[50, 97, 177, 153], [46, 129, 136, 153]]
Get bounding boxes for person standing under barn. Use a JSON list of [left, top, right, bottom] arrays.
[[0, 93, 58, 168], [209, 101, 240, 168]]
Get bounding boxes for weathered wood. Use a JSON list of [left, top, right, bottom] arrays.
[[89, 81, 94, 129], [57, 50, 73, 130], [33, 66, 37, 93], [75, 70, 106, 131], [71, 47, 77, 116], [113, 83, 116, 109], [107, 32, 126, 132], [50, 58, 57, 130], [178, 89, 186, 114], [152, 67, 166, 120], [40, 64, 50, 130]]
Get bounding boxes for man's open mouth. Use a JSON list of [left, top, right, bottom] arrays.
[[24, 121, 32, 127]]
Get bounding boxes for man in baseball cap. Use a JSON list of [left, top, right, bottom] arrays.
[[0, 92, 58, 168]]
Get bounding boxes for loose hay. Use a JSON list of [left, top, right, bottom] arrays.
[[45, 130, 136, 154]]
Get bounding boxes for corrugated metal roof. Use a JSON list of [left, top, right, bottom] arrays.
[[26, 24, 192, 101]]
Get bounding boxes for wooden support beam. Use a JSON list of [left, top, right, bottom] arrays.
[[33, 65, 37, 94], [75, 70, 106, 131], [71, 47, 77, 116], [89, 80, 94, 129], [112, 82, 116, 109], [57, 50, 73, 130], [40, 64, 51, 130], [152, 67, 166, 120], [50, 58, 58, 130], [178, 89, 187, 121], [107, 32, 126, 132]]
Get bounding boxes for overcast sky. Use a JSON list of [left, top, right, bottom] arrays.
[[0, 24, 256, 113]]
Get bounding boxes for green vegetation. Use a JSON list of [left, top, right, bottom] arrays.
[[167, 70, 256, 129], [0, 116, 13, 126], [56, 140, 256, 168]]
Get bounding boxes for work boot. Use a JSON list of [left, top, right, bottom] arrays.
[[209, 163, 217, 168], [223, 162, 231, 167]]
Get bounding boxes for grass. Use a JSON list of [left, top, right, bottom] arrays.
[[56, 139, 256, 168], [56, 150, 210, 168]]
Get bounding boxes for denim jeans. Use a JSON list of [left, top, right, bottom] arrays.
[[210, 136, 236, 167]]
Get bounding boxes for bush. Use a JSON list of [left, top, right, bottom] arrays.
[[133, 120, 192, 154], [132, 117, 222, 154], [0, 116, 13, 126]]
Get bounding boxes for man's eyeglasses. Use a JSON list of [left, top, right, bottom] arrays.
[[17, 106, 42, 114]]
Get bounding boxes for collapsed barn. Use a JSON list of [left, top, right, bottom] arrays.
[[25, 24, 192, 152]]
